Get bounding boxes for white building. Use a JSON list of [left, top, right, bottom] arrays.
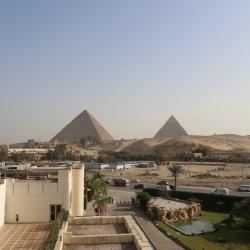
[[8, 148, 50, 154], [2, 163, 31, 170], [85, 161, 154, 170], [0, 165, 84, 226]]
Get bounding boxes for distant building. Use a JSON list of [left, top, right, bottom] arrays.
[[85, 161, 154, 170], [71, 147, 98, 159], [8, 148, 50, 154], [193, 152, 203, 159]]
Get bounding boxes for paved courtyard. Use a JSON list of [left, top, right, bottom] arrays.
[[0, 223, 50, 249]]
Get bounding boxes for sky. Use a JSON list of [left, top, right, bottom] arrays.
[[1, 0, 250, 144]]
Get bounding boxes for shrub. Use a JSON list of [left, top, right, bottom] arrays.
[[217, 237, 226, 243], [42, 209, 69, 250], [137, 192, 152, 211]]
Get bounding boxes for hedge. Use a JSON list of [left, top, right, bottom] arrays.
[[143, 188, 243, 212], [42, 209, 69, 250]]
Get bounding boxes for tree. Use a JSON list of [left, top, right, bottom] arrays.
[[92, 195, 109, 215], [53, 144, 67, 160], [168, 164, 185, 189], [137, 192, 151, 211], [92, 179, 107, 196], [0, 146, 8, 161], [92, 171, 104, 180]]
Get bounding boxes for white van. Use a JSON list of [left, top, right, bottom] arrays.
[[212, 187, 229, 195], [237, 185, 250, 192]]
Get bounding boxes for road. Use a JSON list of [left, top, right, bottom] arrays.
[[108, 183, 250, 197]]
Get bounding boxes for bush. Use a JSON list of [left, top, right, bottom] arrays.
[[137, 192, 151, 211], [217, 237, 226, 243], [42, 209, 69, 250]]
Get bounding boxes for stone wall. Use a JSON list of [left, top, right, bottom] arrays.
[[147, 198, 201, 223]]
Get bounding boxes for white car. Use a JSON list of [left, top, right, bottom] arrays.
[[237, 185, 250, 192], [130, 179, 140, 183], [212, 187, 229, 195]]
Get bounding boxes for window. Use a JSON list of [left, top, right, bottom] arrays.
[[50, 204, 62, 221]]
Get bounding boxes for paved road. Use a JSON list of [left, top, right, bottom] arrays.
[[108, 188, 184, 250], [109, 184, 250, 197]]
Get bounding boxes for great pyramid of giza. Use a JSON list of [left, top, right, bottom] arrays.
[[154, 115, 188, 140], [51, 110, 113, 144]]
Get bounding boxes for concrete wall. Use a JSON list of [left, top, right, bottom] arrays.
[[71, 168, 84, 216], [69, 216, 124, 225], [5, 179, 65, 223], [3, 166, 84, 223], [0, 180, 6, 226], [63, 232, 134, 245]]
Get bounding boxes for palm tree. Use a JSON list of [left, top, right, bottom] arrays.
[[168, 164, 185, 189], [92, 171, 104, 180], [92, 178, 107, 196], [93, 195, 109, 215]]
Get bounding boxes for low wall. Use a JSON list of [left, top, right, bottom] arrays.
[[0, 180, 6, 226], [63, 232, 134, 245], [68, 215, 124, 225], [54, 221, 68, 250], [123, 215, 152, 250]]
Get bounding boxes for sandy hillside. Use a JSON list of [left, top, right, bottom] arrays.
[[108, 134, 250, 155]]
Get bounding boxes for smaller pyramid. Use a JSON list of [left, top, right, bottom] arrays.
[[51, 110, 113, 144], [154, 115, 188, 140]]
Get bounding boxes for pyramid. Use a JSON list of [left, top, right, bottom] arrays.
[[154, 115, 188, 140], [51, 110, 113, 144]]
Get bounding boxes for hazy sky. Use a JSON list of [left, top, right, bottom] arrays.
[[1, 0, 250, 144]]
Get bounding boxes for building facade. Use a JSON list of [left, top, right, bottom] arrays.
[[0, 166, 84, 225]]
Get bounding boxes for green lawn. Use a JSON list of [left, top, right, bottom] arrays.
[[157, 212, 250, 250]]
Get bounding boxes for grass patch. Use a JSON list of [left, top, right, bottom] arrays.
[[157, 211, 250, 250]]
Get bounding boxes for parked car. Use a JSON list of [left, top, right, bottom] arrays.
[[157, 180, 169, 186], [113, 178, 130, 186], [168, 184, 175, 191], [237, 185, 250, 192], [105, 180, 113, 185], [211, 187, 229, 195], [156, 181, 171, 190], [134, 184, 144, 189], [130, 179, 140, 183]]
